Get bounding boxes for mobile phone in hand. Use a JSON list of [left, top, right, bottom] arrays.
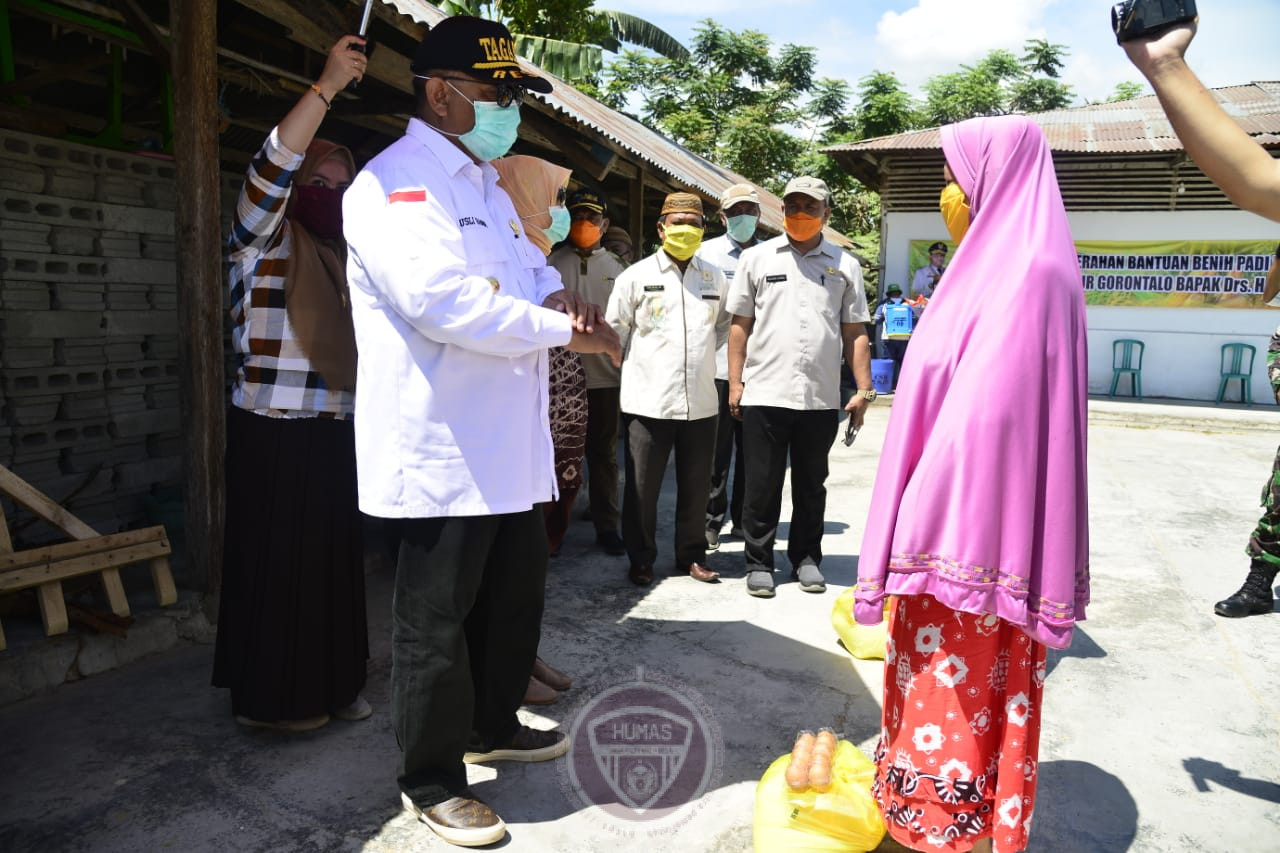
[[843, 419, 859, 447]]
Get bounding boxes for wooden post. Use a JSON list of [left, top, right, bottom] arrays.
[[629, 169, 646, 256], [169, 0, 224, 605]]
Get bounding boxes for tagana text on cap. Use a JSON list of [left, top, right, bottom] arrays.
[[660, 192, 704, 217], [410, 15, 552, 93], [567, 189, 605, 213], [719, 183, 760, 209]]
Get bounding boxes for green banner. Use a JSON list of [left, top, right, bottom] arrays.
[[908, 239, 1276, 308]]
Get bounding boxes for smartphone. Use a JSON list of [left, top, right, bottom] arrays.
[[843, 419, 859, 447]]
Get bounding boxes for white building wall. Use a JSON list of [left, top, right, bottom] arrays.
[[882, 209, 1280, 403]]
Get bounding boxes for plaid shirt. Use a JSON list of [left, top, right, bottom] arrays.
[[227, 127, 353, 419]]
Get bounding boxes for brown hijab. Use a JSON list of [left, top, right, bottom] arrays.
[[492, 154, 572, 256], [285, 139, 358, 391]]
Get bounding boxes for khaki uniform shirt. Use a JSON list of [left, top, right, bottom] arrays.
[[726, 234, 869, 411], [606, 250, 730, 420], [549, 245, 627, 389]]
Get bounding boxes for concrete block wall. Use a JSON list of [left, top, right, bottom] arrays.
[[0, 129, 187, 550]]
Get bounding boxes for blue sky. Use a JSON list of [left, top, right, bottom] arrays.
[[602, 0, 1280, 106]]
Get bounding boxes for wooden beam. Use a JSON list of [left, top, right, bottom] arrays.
[[0, 538, 171, 591], [169, 0, 224, 601], [110, 0, 171, 71], [0, 51, 112, 96], [230, 0, 410, 94], [629, 168, 645, 254]]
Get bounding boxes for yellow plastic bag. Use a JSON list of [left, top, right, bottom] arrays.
[[831, 588, 889, 660], [753, 739, 886, 852]]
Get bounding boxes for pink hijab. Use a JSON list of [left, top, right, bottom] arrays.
[[854, 115, 1089, 650]]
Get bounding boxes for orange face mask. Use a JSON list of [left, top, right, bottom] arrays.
[[569, 220, 602, 250], [939, 182, 970, 246], [784, 212, 824, 242]]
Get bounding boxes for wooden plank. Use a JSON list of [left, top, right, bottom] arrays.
[[0, 540, 173, 592], [149, 556, 177, 606], [38, 582, 69, 636], [0, 500, 13, 554], [0, 464, 99, 540], [0, 527, 168, 573], [99, 568, 132, 618]]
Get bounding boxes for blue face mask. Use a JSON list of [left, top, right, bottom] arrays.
[[726, 213, 758, 243], [543, 205, 571, 244], [442, 80, 522, 162]]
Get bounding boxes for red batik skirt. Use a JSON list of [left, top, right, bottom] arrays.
[[873, 595, 1047, 853]]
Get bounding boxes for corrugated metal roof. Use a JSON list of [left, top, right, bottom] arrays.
[[381, 1, 850, 245], [825, 82, 1280, 154]]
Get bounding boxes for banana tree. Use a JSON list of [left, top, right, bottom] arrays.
[[438, 0, 688, 80]]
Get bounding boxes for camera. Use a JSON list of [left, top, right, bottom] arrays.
[[1111, 0, 1197, 43]]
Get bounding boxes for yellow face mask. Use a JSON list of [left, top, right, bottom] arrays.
[[661, 224, 704, 261], [939, 181, 970, 246]]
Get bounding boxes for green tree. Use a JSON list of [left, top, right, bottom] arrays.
[[853, 71, 920, 140], [922, 41, 1073, 123], [1107, 81, 1146, 101], [439, 0, 688, 81]]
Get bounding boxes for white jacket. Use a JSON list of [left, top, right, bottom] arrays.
[[344, 119, 572, 518], [607, 249, 729, 420]]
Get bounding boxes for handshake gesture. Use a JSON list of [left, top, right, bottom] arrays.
[[543, 290, 622, 367]]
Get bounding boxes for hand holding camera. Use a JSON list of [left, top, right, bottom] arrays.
[[1111, 0, 1197, 43]]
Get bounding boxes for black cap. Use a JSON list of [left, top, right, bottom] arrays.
[[567, 188, 605, 213], [410, 16, 552, 94], [928, 241, 948, 254]]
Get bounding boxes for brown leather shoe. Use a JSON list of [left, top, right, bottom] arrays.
[[685, 562, 720, 583], [628, 563, 654, 586], [523, 675, 558, 706], [532, 656, 572, 691], [402, 792, 506, 847], [464, 724, 569, 764]]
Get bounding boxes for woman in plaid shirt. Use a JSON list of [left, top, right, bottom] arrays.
[[211, 36, 372, 732]]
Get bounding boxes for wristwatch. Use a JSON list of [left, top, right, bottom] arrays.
[[856, 388, 877, 402]]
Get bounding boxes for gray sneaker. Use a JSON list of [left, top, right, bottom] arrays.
[[793, 563, 826, 593], [746, 570, 776, 598]]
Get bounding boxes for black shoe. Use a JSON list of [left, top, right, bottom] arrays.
[[705, 527, 721, 551], [1214, 569, 1276, 617], [596, 530, 626, 556], [628, 563, 654, 586]]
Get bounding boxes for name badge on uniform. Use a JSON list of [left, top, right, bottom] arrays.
[[644, 284, 664, 292], [765, 274, 787, 283]]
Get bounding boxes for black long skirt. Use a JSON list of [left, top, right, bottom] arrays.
[[212, 406, 368, 721]]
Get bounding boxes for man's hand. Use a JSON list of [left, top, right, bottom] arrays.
[[1121, 18, 1196, 77], [845, 394, 870, 429], [543, 289, 604, 333], [728, 381, 744, 421], [568, 325, 622, 367], [316, 34, 368, 98]]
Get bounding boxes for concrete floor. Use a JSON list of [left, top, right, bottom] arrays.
[[1, 396, 1278, 852]]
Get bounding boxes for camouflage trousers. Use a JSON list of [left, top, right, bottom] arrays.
[[1245, 442, 1280, 574]]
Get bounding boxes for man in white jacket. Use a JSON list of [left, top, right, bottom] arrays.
[[606, 192, 730, 587], [343, 15, 619, 849]]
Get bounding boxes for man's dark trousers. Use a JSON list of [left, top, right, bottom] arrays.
[[707, 378, 745, 535], [740, 406, 838, 570], [622, 414, 717, 570], [585, 387, 621, 533], [389, 509, 546, 807]]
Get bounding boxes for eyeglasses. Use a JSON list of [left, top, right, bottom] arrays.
[[426, 75, 525, 109]]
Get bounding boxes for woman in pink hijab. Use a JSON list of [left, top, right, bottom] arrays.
[[855, 115, 1089, 853]]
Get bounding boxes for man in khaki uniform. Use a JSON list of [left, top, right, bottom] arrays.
[[549, 189, 628, 555], [606, 192, 730, 586], [727, 176, 874, 598]]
